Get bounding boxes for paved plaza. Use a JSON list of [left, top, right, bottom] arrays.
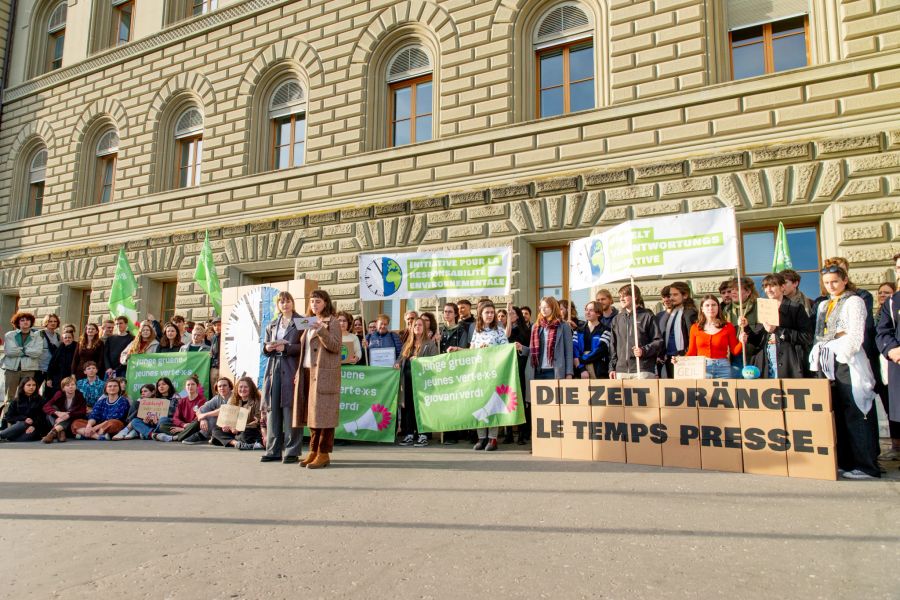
[[0, 442, 898, 599]]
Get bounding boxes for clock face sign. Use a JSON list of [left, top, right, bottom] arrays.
[[224, 285, 280, 386], [363, 256, 403, 297]]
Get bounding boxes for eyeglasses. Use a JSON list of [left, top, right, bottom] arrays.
[[820, 265, 843, 275]]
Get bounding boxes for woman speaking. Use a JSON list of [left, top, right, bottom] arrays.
[[295, 289, 342, 469]]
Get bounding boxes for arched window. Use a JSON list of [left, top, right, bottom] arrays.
[[534, 3, 595, 118], [269, 80, 306, 169], [26, 148, 48, 218], [95, 130, 119, 204], [387, 45, 433, 147], [47, 2, 67, 72], [174, 108, 203, 188]]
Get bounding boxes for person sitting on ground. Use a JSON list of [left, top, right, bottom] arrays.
[[180, 323, 211, 352], [123, 377, 182, 440], [73, 323, 104, 381], [157, 322, 184, 353], [44, 330, 78, 402], [76, 361, 105, 410], [182, 377, 233, 445], [747, 273, 813, 379], [42, 376, 87, 443], [113, 384, 158, 440], [154, 374, 206, 443], [0, 377, 47, 443], [211, 376, 264, 450], [72, 379, 130, 440]]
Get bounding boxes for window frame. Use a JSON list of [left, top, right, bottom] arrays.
[[113, 0, 135, 46], [739, 221, 822, 296], [160, 281, 178, 324], [78, 289, 92, 335], [47, 28, 65, 71], [387, 74, 433, 147], [535, 39, 595, 119], [729, 15, 810, 80], [536, 245, 572, 301], [190, 0, 218, 17], [95, 154, 117, 205], [175, 134, 203, 189], [26, 148, 48, 219], [270, 113, 307, 170]]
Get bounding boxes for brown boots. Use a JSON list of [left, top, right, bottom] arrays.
[[306, 453, 330, 469], [300, 452, 317, 467]]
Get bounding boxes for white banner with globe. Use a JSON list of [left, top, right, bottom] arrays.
[[569, 208, 739, 289], [358, 247, 512, 301]]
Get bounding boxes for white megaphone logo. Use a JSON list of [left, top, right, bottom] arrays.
[[342, 404, 392, 436], [472, 385, 518, 424]]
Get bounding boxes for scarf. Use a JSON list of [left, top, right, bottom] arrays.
[[530, 318, 560, 369], [814, 291, 852, 343], [665, 308, 685, 353]]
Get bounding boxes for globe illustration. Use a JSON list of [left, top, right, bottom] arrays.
[[589, 239, 605, 278], [383, 258, 402, 296]]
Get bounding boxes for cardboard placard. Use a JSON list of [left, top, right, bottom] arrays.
[[757, 298, 780, 326], [590, 405, 627, 463], [673, 356, 707, 379], [369, 347, 397, 368], [739, 409, 788, 477], [624, 407, 663, 466], [660, 408, 701, 469], [136, 398, 170, 420], [698, 408, 743, 472], [622, 379, 659, 408], [217, 404, 251, 431], [530, 378, 837, 480]]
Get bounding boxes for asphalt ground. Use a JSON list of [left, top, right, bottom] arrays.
[[0, 440, 898, 599]]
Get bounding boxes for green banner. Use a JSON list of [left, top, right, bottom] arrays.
[[125, 352, 211, 401], [412, 344, 524, 433], [334, 366, 400, 443]]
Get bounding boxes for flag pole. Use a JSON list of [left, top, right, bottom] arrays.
[[733, 218, 747, 368], [630, 275, 640, 378]]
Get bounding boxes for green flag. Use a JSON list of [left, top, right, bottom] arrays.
[[194, 231, 222, 315], [772, 222, 793, 272], [108, 248, 139, 333]]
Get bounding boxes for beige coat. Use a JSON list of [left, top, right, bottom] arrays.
[[292, 315, 343, 428]]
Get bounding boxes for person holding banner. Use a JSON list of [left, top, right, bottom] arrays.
[[747, 274, 813, 379], [469, 302, 508, 451], [397, 316, 439, 447], [683, 296, 745, 379], [119, 321, 159, 369], [608, 286, 663, 380], [41, 376, 86, 443], [439, 303, 471, 353], [724, 277, 762, 378], [211, 376, 263, 450], [295, 289, 343, 469], [260, 291, 304, 464], [518, 297, 574, 382], [810, 265, 880, 480]]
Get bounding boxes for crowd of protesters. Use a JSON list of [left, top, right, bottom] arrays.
[[2, 254, 899, 480]]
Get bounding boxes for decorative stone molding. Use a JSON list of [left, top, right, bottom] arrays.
[[348, 0, 461, 66]]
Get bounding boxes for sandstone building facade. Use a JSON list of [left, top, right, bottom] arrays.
[[0, 0, 898, 329]]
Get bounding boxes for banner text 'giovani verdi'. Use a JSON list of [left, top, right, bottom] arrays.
[[358, 247, 511, 301], [569, 207, 739, 289], [411, 344, 524, 433], [125, 352, 211, 401]]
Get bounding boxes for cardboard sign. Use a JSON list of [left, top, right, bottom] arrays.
[[673, 356, 707, 379], [757, 298, 780, 326], [369, 347, 396, 368], [136, 398, 170, 420], [217, 404, 251, 431], [532, 378, 837, 480]]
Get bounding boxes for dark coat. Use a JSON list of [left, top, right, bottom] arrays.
[[397, 339, 439, 408], [293, 316, 343, 429], [72, 340, 104, 378], [261, 313, 303, 413], [748, 299, 813, 379], [47, 342, 78, 386], [5, 392, 49, 435], [608, 308, 664, 374], [876, 291, 900, 422], [656, 307, 698, 357]]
